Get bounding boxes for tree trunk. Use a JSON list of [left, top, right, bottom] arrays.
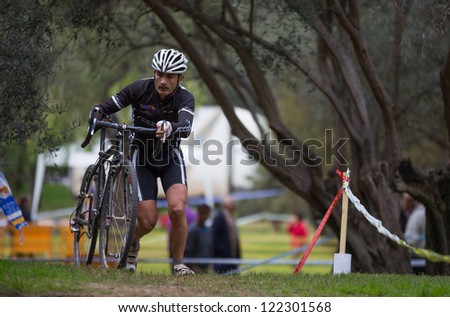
[[441, 49, 450, 159], [394, 159, 450, 275]]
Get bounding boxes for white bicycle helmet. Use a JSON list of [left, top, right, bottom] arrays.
[[151, 48, 188, 74]]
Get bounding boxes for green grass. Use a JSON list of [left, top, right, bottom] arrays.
[[1, 221, 449, 297], [1, 220, 330, 275], [0, 260, 449, 296], [39, 184, 75, 211], [33, 184, 332, 274], [135, 221, 335, 275]]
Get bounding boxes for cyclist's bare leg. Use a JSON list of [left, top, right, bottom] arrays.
[[126, 200, 158, 271], [134, 200, 159, 240], [166, 184, 188, 263]]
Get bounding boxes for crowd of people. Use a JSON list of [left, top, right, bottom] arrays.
[[184, 196, 241, 275], [183, 201, 311, 274]]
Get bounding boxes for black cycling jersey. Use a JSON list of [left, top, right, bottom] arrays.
[[96, 77, 195, 158]]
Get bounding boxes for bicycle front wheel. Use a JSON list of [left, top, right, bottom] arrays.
[[73, 164, 104, 266], [99, 160, 138, 269]]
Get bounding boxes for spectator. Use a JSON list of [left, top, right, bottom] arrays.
[[18, 196, 32, 223], [185, 204, 213, 273], [399, 193, 415, 233], [211, 196, 241, 274], [287, 212, 309, 252], [402, 193, 426, 274], [402, 194, 426, 248]]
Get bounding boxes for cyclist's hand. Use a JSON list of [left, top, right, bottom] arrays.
[[95, 107, 107, 122], [156, 120, 172, 142]]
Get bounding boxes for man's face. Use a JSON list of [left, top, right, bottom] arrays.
[[198, 209, 210, 224], [154, 70, 183, 100], [401, 193, 417, 213]]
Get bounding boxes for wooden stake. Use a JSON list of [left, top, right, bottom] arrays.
[[339, 191, 349, 254]]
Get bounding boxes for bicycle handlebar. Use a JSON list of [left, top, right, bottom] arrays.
[[81, 107, 157, 148]]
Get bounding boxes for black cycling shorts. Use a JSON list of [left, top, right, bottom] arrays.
[[131, 147, 187, 201]]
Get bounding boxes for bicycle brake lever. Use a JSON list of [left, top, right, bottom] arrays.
[[162, 120, 166, 143]]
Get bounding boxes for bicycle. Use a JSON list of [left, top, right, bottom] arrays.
[[70, 107, 156, 269]]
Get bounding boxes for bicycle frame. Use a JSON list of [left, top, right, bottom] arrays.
[[72, 107, 156, 269]]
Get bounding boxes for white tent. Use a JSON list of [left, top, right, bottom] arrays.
[[181, 105, 263, 198]]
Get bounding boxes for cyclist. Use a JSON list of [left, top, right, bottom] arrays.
[[93, 48, 195, 276]]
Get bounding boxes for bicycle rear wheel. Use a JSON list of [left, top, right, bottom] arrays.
[[99, 160, 138, 269], [73, 164, 104, 266]]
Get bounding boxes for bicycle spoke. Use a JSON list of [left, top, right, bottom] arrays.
[[73, 164, 103, 266], [100, 161, 137, 269]]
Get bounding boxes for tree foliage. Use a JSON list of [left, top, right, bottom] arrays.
[[0, 0, 109, 166], [0, 0, 113, 195], [1, 1, 55, 155]]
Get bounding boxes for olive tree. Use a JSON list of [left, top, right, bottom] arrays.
[[141, 0, 450, 274]]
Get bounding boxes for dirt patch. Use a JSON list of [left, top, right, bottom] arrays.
[[84, 280, 260, 297]]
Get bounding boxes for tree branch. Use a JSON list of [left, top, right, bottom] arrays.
[[331, 0, 401, 163]]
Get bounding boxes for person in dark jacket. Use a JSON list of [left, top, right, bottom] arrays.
[[185, 204, 213, 273], [211, 196, 241, 274]]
